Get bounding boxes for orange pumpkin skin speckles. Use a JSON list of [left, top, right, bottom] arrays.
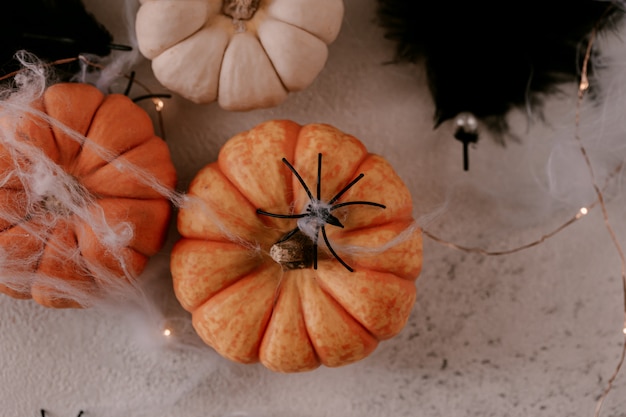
[[171, 120, 422, 372], [0, 83, 176, 308]]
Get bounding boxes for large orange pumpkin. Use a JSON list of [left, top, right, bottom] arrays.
[[0, 83, 176, 308], [171, 120, 422, 372]]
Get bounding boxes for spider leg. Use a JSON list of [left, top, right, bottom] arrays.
[[281, 157, 314, 201], [330, 201, 386, 211], [321, 225, 354, 272], [276, 226, 301, 244], [328, 173, 365, 204], [317, 153, 322, 200], [313, 225, 320, 269], [256, 209, 308, 219]]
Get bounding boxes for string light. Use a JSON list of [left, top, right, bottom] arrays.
[[163, 328, 172, 337], [575, 20, 626, 417], [153, 97, 165, 112], [425, 12, 625, 417], [424, 204, 594, 257]]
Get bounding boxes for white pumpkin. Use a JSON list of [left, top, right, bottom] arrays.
[[135, 0, 344, 110]]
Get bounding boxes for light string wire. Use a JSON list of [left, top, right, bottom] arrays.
[[578, 23, 626, 417], [421, 162, 620, 256]]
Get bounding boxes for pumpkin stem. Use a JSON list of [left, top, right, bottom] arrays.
[[222, 0, 260, 21], [39, 178, 89, 217], [269, 229, 315, 270]]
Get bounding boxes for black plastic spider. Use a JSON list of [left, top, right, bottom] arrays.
[[256, 153, 386, 272], [40, 410, 84, 417]]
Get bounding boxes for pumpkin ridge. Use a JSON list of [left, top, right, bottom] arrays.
[[195, 261, 280, 313], [259, 271, 322, 371], [216, 161, 270, 227], [73, 94, 156, 178], [255, 24, 291, 92], [37, 221, 97, 290], [74, 137, 152, 179], [291, 125, 369, 211], [296, 127, 368, 181], [296, 276, 326, 364], [268, 17, 326, 45], [314, 264, 417, 340], [298, 274, 378, 366], [171, 238, 268, 311], [24, 97, 62, 165], [211, 28, 228, 104], [41, 87, 99, 169], [0, 199, 29, 233], [296, 286, 322, 369], [217, 121, 301, 233], [213, 163, 290, 243], [0, 218, 49, 264], [290, 278, 322, 364], [309, 271, 378, 338], [31, 222, 54, 274]]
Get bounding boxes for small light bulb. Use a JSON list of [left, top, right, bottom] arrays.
[[576, 207, 589, 219], [153, 98, 165, 112], [622, 327, 626, 336], [579, 78, 589, 92], [163, 328, 172, 337]]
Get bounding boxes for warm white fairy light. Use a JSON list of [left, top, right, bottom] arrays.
[[163, 328, 172, 337], [576, 207, 589, 219], [153, 98, 165, 112]]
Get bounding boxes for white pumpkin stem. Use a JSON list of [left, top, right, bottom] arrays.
[[222, 0, 260, 20]]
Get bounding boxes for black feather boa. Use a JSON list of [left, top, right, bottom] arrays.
[[376, 0, 625, 138], [0, 0, 121, 79]]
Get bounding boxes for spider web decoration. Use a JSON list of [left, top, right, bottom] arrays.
[[0, 55, 181, 309], [375, 0, 625, 140], [256, 153, 386, 272]]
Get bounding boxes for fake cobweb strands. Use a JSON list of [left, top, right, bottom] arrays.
[[0, 78, 185, 306], [7, 103, 184, 207]]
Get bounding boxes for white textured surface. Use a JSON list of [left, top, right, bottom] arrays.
[[2, 1, 626, 416]]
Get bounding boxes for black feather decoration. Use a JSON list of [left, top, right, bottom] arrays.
[[376, 0, 625, 139], [0, 0, 127, 79]]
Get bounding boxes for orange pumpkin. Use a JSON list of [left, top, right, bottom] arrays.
[[0, 83, 176, 308], [171, 120, 422, 372]]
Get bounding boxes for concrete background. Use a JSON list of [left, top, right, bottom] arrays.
[[1, 1, 626, 416]]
